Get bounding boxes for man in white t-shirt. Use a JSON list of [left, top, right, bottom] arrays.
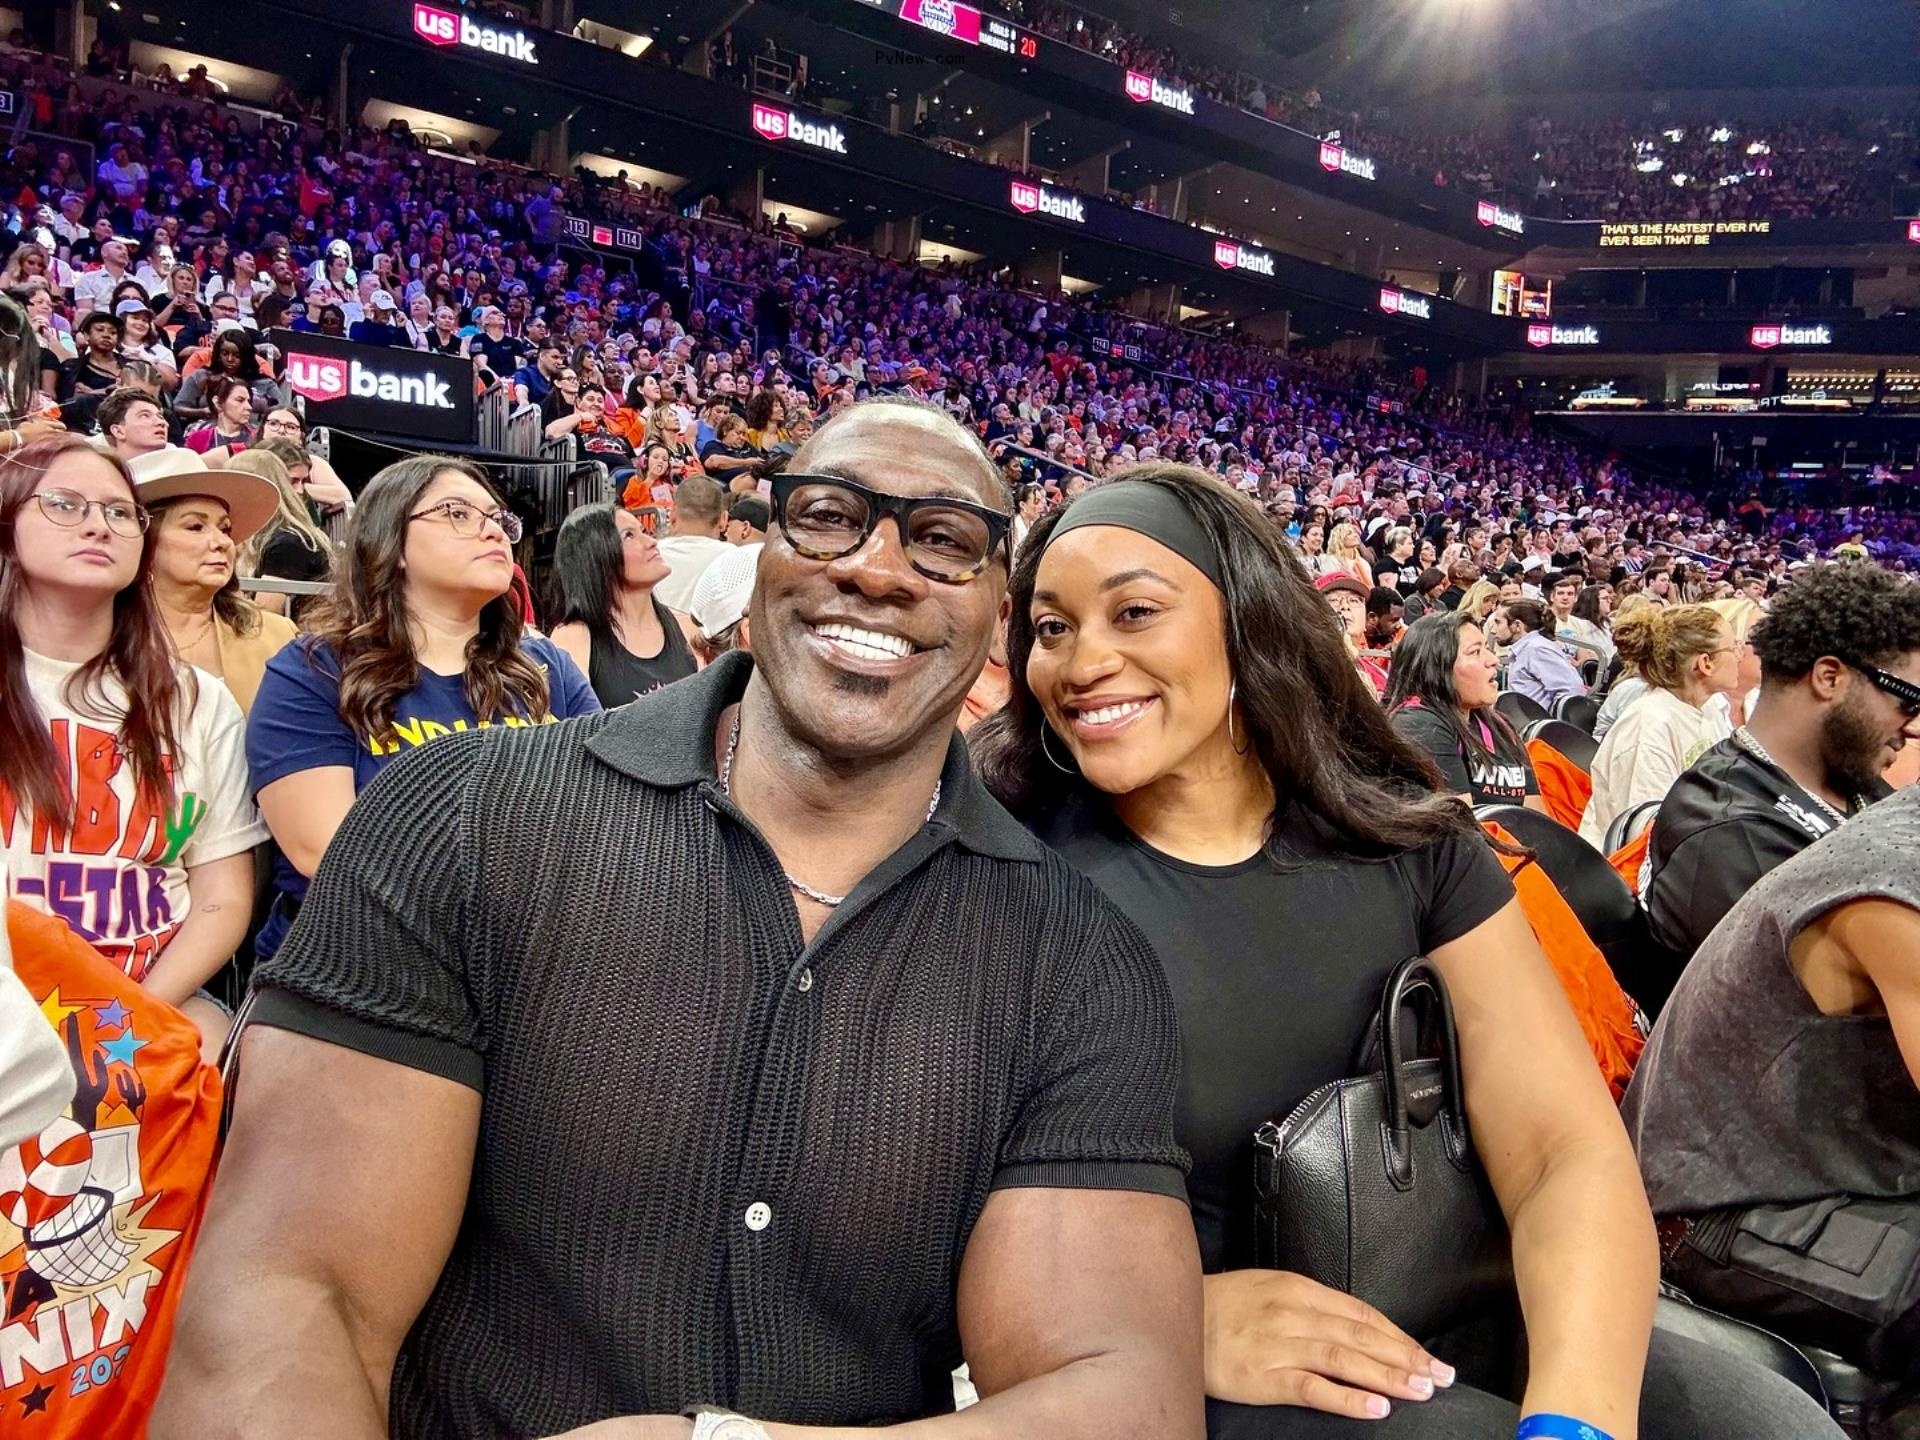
[[72, 238, 134, 316], [653, 475, 732, 614]]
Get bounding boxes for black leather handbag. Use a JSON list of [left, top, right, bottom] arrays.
[[1253, 955, 1514, 1340]]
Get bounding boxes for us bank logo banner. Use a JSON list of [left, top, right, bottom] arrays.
[[412, 3, 538, 62], [268, 330, 475, 445]]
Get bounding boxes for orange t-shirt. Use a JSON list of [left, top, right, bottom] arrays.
[[0, 903, 222, 1438]]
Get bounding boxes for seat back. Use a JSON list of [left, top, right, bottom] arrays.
[[1494, 690, 1549, 728], [1523, 719, 1599, 773], [1473, 803, 1666, 1005], [1555, 693, 1602, 735], [1603, 798, 1663, 856]]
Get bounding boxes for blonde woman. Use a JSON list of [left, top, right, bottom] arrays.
[[1579, 605, 1742, 847], [1456, 577, 1501, 621], [1704, 596, 1764, 727], [1325, 520, 1371, 587], [1592, 593, 1659, 741], [235, 441, 334, 618]]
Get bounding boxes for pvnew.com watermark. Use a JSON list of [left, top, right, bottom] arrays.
[[874, 46, 967, 63]]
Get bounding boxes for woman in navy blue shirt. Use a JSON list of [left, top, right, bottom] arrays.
[[247, 456, 597, 958]]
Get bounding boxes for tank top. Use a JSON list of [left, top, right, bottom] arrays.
[[584, 599, 696, 707], [1623, 785, 1920, 1215]]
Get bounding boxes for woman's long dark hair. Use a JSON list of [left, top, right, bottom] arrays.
[[971, 464, 1478, 860], [550, 503, 630, 655], [0, 292, 41, 425], [0, 436, 184, 825], [1382, 611, 1519, 780], [304, 455, 550, 746]]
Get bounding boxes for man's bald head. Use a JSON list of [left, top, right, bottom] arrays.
[[795, 395, 1010, 512]]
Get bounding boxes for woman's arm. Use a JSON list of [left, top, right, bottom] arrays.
[[545, 411, 583, 440], [549, 622, 593, 679], [142, 851, 255, 1005], [1434, 898, 1657, 1438], [257, 767, 357, 879]]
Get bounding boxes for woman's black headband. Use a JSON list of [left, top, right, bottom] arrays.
[[1041, 480, 1225, 591]]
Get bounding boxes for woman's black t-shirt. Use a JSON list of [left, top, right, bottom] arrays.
[[257, 526, 332, 622], [1029, 793, 1512, 1272], [584, 599, 697, 707], [1392, 704, 1539, 806]]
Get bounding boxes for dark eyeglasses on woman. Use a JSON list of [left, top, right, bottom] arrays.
[[771, 473, 1011, 584], [408, 498, 523, 545]]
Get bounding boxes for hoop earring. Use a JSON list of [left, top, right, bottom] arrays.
[[1228, 680, 1250, 756], [1040, 725, 1079, 774]]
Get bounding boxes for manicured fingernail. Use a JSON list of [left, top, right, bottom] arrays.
[[1408, 1375, 1434, 1398], [1430, 1360, 1456, 1386], [1366, 1397, 1391, 1418]]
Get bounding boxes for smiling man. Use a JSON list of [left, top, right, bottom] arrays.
[[155, 398, 1203, 1440]]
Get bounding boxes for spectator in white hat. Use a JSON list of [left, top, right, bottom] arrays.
[[687, 539, 759, 666]]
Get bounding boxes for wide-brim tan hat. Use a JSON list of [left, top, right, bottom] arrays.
[[129, 448, 281, 545]]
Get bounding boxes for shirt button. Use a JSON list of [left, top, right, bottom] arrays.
[[744, 1201, 772, 1232], [797, 968, 814, 993]]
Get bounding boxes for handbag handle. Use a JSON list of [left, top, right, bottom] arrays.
[[1375, 956, 1470, 1188]]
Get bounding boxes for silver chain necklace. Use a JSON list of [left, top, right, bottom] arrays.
[[1732, 726, 1854, 829], [718, 711, 941, 909]]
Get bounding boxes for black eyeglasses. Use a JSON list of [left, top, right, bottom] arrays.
[[771, 473, 1011, 583], [1842, 659, 1920, 719], [408, 498, 523, 546]]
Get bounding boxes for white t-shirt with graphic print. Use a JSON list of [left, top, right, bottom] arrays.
[[3, 649, 266, 980]]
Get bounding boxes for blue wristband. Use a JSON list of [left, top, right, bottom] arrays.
[[1516, 1417, 1615, 1440]]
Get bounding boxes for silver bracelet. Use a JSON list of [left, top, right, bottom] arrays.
[[688, 1409, 773, 1440]]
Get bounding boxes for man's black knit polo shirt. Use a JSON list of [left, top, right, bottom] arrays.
[[245, 652, 1188, 1439]]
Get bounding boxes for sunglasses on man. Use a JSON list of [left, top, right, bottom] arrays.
[[1842, 658, 1920, 720]]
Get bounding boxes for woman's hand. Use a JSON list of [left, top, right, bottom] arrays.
[[1202, 1269, 1453, 1419], [15, 416, 65, 444], [303, 456, 352, 511]]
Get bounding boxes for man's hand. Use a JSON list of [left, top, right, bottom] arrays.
[[1202, 1269, 1452, 1418], [539, 1419, 693, 1439]]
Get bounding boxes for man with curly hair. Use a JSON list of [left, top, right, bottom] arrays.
[[1644, 561, 1920, 963]]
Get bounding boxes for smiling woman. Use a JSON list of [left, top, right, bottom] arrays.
[[972, 466, 1841, 1440]]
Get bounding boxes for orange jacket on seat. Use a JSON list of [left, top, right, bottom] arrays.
[[1526, 737, 1593, 831], [1, 902, 223, 1439], [1482, 823, 1645, 1100]]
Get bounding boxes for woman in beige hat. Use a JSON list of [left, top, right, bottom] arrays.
[[133, 446, 291, 713]]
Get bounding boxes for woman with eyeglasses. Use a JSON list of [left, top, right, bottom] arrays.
[[246, 456, 599, 961], [549, 503, 696, 707], [539, 367, 581, 430], [1578, 605, 1742, 849], [969, 466, 1842, 1440], [1, 435, 266, 1057]]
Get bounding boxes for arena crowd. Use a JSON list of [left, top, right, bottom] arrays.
[[0, 27, 1915, 1440]]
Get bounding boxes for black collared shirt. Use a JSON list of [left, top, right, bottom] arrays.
[[246, 652, 1186, 1438]]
